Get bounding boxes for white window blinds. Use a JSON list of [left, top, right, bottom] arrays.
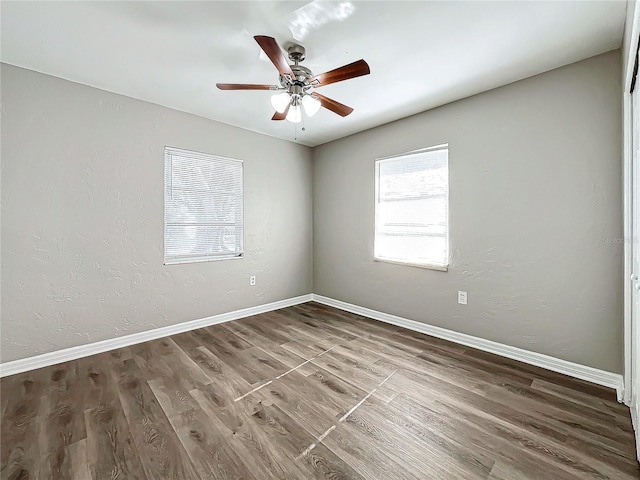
[[375, 144, 449, 270], [164, 147, 243, 264]]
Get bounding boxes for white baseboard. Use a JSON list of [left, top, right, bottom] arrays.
[[0, 294, 313, 378], [0, 292, 626, 405], [311, 294, 625, 400]]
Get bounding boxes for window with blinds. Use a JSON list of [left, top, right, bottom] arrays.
[[374, 144, 449, 270], [164, 147, 243, 264]]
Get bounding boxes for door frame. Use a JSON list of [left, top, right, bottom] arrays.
[[623, 87, 634, 407], [623, 4, 640, 406], [622, 1, 640, 461]]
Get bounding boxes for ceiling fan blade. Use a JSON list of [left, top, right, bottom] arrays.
[[312, 59, 370, 87], [216, 83, 280, 90], [313, 93, 354, 117], [254, 35, 295, 79], [272, 103, 290, 121]]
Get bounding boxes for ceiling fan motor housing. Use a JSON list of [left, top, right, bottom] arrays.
[[280, 66, 313, 89], [292, 65, 313, 82]]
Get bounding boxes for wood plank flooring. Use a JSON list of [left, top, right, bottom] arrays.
[[1, 302, 638, 479]]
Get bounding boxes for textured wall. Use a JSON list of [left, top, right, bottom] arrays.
[[1, 64, 313, 363], [313, 51, 623, 373]]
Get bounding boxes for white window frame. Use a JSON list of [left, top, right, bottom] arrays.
[[164, 146, 244, 265], [374, 144, 449, 271]]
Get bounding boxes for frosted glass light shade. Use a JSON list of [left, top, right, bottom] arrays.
[[270, 92, 291, 113], [302, 95, 321, 117], [286, 104, 302, 123]]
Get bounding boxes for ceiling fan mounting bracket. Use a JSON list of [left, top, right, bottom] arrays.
[[287, 44, 306, 63]]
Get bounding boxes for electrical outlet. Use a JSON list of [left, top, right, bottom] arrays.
[[250, 275, 256, 286], [458, 291, 467, 305]]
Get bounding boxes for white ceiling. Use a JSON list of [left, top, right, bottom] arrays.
[[0, 1, 627, 147]]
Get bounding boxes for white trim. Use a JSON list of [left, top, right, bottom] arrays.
[[164, 146, 245, 165], [311, 294, 625, 400], [374, 257, 449, 272], [376, 143, 449, 161], [622, 0, 640, 412], [164, 253, 243, 265], [164, 145, 244, 265], [623, 90, 633, 406], [374, 144, 450, 271], [632, 403, 640, 462], [0, 294, 313, 378]]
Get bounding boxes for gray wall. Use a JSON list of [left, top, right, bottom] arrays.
[[313, 51, 623, 373], [1, 64, 313, 363], [1, 51, 625, 373]]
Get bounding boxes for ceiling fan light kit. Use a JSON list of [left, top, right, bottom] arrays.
[[217, 35, 370, 124], [270, 91, 291, 113], [301, 94, 321, 117], [286, 99, 302, 123]]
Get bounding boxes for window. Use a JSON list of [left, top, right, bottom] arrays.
[[164, 147, 243, 264], [374, 144, 449, 270]]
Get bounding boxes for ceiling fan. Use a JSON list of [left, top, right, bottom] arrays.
[[216, 35, 370, 123]]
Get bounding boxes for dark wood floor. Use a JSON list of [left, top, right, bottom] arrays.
[[1, 302, 638, 480]]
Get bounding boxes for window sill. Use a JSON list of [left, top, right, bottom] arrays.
[[374, 257, 448, 272], [164, 254, 243, 265]]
